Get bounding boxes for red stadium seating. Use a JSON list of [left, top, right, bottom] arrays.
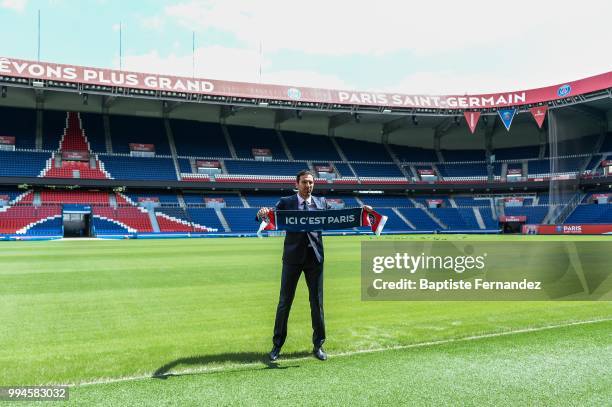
[[0, 204, 61, 234], [94, 206, 153, 233], [155, 213, 193, 232], [42, 112, 111, 180], [40, 191, 110, 205]]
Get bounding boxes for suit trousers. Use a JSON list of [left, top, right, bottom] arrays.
[[272, 248, 325, 349]]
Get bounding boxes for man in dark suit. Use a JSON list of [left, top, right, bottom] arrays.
[[257, 169, 371, 362]]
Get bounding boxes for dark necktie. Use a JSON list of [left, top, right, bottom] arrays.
[[302, 200, 322, 262]]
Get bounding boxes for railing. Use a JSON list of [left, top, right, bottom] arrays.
[[551, 191, 584, 224]]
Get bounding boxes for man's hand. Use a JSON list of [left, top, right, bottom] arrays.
[[363, 205, 373, 213], [257, 207, 271, 219]]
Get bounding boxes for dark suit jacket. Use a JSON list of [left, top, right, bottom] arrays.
[[259, 194, 330, 265]]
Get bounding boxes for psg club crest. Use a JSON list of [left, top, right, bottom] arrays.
[[287, 88, 302, 100], [497, 108, 517, 131], [557, 84, 571, 97]]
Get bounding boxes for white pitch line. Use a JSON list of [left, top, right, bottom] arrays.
[[74, 317, 612, 388]]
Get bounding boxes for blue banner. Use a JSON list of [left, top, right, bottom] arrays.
[[498, 108, 517, 131], [275, 208, 363, 232]]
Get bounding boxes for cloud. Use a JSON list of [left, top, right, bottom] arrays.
[[160, 0, 612, 57], [120, 46, 350, 90], [121, 46, 268, 82], [140, 15, 164, 31], [119, 0, 612, 94], [1, 0, 27, 12]]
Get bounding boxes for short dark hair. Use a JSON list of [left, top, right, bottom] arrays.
[[296, 169, 314, 183]]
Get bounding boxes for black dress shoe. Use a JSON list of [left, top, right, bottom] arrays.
[[269, 346, 281, 361], [313, 347, 327, 361]]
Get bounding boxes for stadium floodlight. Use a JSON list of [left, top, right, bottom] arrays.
[[1, 86, 6, 98], [258, 101, 269, 107], [32, 80, 44, 88]]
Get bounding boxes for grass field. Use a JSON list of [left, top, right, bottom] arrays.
[[0, 234, 611, 405]]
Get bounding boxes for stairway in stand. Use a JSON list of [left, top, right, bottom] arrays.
[[42, 112, 111, 179]]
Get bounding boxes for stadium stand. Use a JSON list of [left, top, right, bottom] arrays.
[[172, 120, 231, 158], [109, 115, 171, 155], [283, 131, 341, 161], [396, 208, 440, 231], [391, 145, 438, 162], [566, 204, 612, 223], [0, 101, 611, 238], [335, 137, 391, 161], [80, 113, 107, 153], [0, 150, 50, 177], [99, 155, 177, 180], [0, 106, 37, 149], [228, 125, 287, 159]]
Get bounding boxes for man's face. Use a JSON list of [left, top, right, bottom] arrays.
[[296, 174, 314, 198]]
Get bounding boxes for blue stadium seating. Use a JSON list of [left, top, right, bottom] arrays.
[[80, 113, 107, 153], [24, 216, 62, 236], [478, 207, 499, 230], [220, 208, 260, 232], [0, 151, 50, 177], [504, 206, 548, 224], [245, 195, 281, 208], [220, 208, 259, 232], [397, 208, 439, 231], [359, 196, 412, 207], [537, 193, 549, 206], [126, 192, 179, 204], [527, 160, 549, 175], [437, 163, 487, 178], [155, 207, 191, 222], [352, 163, 404, 177], [186, 208, 225, 231], [374, 208, 411, 231], [333, 163, 354, 177], [325, 195, 361, 207], [100, 155, 177, 180], [545, 134, 598, 157], [200, 194, 244, 207], [283, 131, 341, 161], [0, 187, 24, 202], [92, 216, 130, 234], [453, 197, 489, 207], [42, 110, 66, 151], [412, 196, 451, 207], [585, 155, 603, 172], [441, 149, 485, 162], [390, 145, 438, 162], [335, 137, 391, 161], [224, 160, 307, 176], [228, 125, 287, 159], [109, 115, 170, 155], [178, 158, 192, 173], [0, 106, 37, 149], [566, 204, 612, 223], [493, 145, 540, 160], [172, 120, 230, 157], [600, 133, 612, 153], [430, 207, 480, 230]]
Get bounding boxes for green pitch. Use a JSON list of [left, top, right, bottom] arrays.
[[0, 235, 610, 406]]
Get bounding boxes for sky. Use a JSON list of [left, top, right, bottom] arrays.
[[1, 0, 611, 95]]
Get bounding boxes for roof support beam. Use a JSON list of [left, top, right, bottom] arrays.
[[328, 113, 354, 130]]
